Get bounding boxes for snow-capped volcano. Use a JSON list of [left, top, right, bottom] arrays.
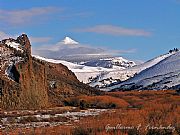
[[32, 36, 111, 62], [62, 37, 79, 45]]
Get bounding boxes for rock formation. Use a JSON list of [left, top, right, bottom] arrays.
[[0, 34, 99, 110]]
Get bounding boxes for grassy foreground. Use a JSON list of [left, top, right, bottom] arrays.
[[0, 90, 179, 135]]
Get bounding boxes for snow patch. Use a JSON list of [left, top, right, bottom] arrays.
[[5, 40, 23, 51]]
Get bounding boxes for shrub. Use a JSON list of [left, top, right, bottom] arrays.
[[72, 127, 92, 135], [64, 95, 129, 109]]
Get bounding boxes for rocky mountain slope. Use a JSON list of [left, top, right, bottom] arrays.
[[0, 34, 98, 110]]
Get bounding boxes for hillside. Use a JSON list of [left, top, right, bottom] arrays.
[[88, 51, 175, 88], [107, 50, 180, 91], [33, 55, 136, 85], [33, 47, 179, 92], [0, 34, 98, 110], [33, 50, 179, 91]]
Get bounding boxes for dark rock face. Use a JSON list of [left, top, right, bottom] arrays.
[[0, 34, 99, 110], [6, 64, 20, 83]]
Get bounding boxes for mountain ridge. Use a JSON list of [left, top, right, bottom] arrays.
[[106, 50, 180, 91]]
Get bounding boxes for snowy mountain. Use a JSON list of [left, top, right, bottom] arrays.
[[87, 51, 176, 88], [33, 48, 179, 91], [105, 50, 180, 91], [62, 37, 79, 45], [33, 55, 136, 84], [81, 57, 136, 69], [33, 55, 117, 83], [32, 35, 180, 91], [33, 36, 111, 62]]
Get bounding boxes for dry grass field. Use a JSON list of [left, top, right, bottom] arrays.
[[0, 90, 179, 135]]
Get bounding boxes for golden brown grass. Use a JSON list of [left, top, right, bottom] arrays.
[[1, 90, 179, 135]]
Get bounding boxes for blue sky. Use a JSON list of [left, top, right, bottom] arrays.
[[0, 0, 179, 61]]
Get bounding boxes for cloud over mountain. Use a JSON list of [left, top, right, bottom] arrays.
[[0, 31, 136, 61], [0, 31, 52, 44], [32, 36, 137, 61], [32, 37, 108, 59]]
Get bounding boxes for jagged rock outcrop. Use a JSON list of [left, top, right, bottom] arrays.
[[0, 34, 99, 110], [0, 34, 49, 109]]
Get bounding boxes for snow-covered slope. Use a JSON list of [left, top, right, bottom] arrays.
[[88, 51, 176, 88], [62, 37, 79, 45], [106, 51, 180, 91], [81, 57, 135, 69], [33, 49, 179, 91], [33, 55, 117, 83], [33, 50, 176, 88], [5, 40, 23, 51]]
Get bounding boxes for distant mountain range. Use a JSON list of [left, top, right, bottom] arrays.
[[33, 55, 136, 84], [2, 34, 179, 94], [34, 48, 180, 92], [81, 57, 135, 69]]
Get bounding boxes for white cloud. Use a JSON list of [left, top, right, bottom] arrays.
[[74, 25, 152, 37], [0, 31, 10, 39], [0, 31, 51, 44], [59, 12, 92, 20], [32, 37, 136, 60], [0, 7, 62, 25], [29, 37, 52, 43]]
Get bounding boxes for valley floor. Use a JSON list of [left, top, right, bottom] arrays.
[[0, 90, 179, 135]]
